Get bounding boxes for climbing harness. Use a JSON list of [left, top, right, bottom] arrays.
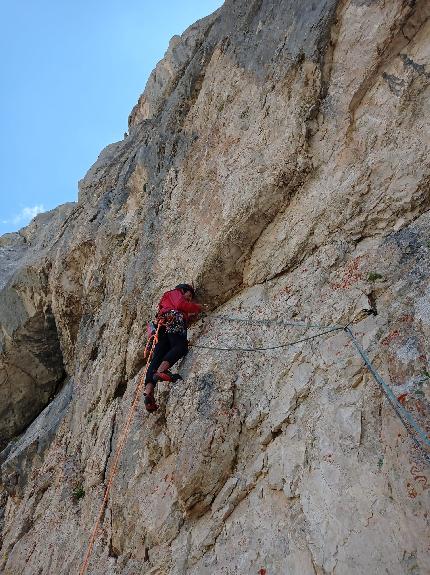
[[158, 310, 187, 335], [79, 324, 161, 575]]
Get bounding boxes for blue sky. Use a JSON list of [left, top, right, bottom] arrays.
[[0, 0, 223, 235]]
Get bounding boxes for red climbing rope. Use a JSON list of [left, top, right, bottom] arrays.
[[79, 324, 161, 575]]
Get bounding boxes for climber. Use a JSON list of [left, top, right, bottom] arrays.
[[143, 283, 202, 412]]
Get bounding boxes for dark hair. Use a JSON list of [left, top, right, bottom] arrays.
[[175, 283, 195, 297]]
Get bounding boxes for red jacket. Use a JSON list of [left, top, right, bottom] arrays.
[[157, 288, 202, 323]]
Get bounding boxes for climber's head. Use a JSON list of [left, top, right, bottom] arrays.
[[176, 283, 195, 300]]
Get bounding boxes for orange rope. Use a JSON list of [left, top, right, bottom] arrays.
[[143, 334, 154, 359], [144, 319, 167, 358], [79, 325, 160, 575]]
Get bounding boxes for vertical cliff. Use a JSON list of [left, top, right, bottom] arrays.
[[1, 1, 429, 573]]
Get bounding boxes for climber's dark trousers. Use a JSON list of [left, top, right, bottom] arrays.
[[145, 327, 188, 384]]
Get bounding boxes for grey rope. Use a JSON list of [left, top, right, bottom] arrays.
[[190, 325, 342, 352], [202, 314, 342, 330], [189, 314, 430, 463], [344, 327, 430, 461]]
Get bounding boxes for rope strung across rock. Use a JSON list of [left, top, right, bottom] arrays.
[[80, 313, 429, 571], [344, 327, 430, 462], [192, 315, 430, 462], [79, 324, 161, 575], [190, 325, 342, 352], [201, 314, 342, 330]]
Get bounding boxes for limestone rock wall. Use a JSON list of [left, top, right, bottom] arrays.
[[0, 204, 74, 448], [1, 1, 429, 574]]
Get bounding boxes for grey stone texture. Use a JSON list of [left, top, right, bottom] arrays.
[[0, 0, 429, 573]]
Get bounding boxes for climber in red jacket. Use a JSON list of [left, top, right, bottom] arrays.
[[144, 283, 202, 412]]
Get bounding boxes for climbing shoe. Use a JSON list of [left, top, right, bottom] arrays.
[[144, 393, 158, 413], [154, 370, 183, 383]]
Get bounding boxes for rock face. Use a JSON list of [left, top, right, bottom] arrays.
[[1, 1, 430, 574], [0, 205, 74, 449]]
